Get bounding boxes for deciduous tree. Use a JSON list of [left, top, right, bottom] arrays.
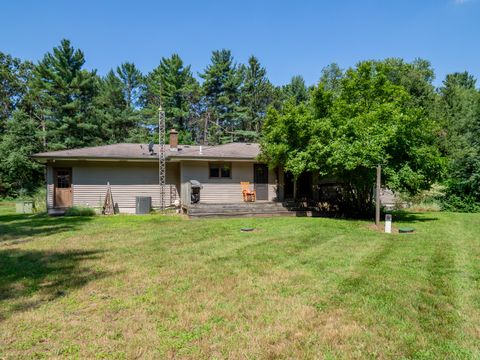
[[262, 60, 444, 216], [0, 53, 33, 133], [438, 72, 480, 211], [0, 110, 43, 196]]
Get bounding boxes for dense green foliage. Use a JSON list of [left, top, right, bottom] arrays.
[[239, 56, 274, 135], [0, 39, 479, 212], [437, 72, 480, 211], [33, 39, 99, 149], [143, 54, 200, 142], [0, 111, 43, 195], [0, 41, 280, 196], [200, 49, 244, 143], [261, 60, 479, 215]]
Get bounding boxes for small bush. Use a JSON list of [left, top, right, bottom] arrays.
[[64, 206, 96, 217], [441, 194, 480, 213], [31, 187, 46, 213], [399, 184, 445, 212], [2, 187, 47, 213], [408, 201, 442, 212]]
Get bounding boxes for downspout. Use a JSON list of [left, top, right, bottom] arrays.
[[44, 164, 48, 212]]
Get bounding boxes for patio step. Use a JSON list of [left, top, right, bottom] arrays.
[[47, 208, 66, 216], [186, 202, 295, 218]]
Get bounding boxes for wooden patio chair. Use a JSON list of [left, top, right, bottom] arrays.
[[241, 182, 256, 202]]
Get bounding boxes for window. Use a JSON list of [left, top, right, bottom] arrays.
[[209, 163, 231, 178], [56, 170, 71, 188]]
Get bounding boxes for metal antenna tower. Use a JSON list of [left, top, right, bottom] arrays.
[[159, 106, 166, 211]]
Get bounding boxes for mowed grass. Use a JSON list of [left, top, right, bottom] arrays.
[[0, 202, 479, 359]]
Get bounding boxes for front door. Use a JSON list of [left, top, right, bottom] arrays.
[[254, 164, 269, 201], [54, 168, 73, 208]]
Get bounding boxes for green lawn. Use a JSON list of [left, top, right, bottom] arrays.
[[0, 202, 479, 359]]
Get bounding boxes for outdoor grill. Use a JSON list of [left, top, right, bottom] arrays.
[[190, 180, 202, 204]]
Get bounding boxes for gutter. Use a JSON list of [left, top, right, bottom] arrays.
[[168, 156, 258, 162], [31, 156, 259, 163], [31, 156, 162, 163]]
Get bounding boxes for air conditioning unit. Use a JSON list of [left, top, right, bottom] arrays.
[[135, 196, 151, 214]]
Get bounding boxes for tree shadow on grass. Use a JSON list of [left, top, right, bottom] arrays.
[[391, 211, 439, 223], [0, 213, 94, 245], [0, 248, 109, 321]]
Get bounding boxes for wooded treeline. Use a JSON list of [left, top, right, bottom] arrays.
[[261, 61, 480, 214], [0, 39, 282, 196], [1, 39, 479, 212]]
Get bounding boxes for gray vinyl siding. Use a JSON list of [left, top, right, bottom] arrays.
[[46, 159, 279, 212], [72, 162, 180, 212], [180, 161, 278, 204], [46, 166, 54, 208], [47, 162, 180, 213]]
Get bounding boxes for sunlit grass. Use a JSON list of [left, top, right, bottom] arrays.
[[0, 202, 479, 359]]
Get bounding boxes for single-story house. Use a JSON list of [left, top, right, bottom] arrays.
[[32, 130, 286, 214]]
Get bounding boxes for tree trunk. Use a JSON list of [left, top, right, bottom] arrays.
[[41, 118, 46, 150], [293, 178, 298, 201], [203, 112, 209, 145]]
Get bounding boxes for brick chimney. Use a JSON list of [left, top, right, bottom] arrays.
[[169, 129, 178, 151]]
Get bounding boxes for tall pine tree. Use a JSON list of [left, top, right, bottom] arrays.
[[200, 49, 243, 143], [33, 39, 99, 149], [239, 56, 273, 135], [95, 70, 141, 143], [116, 62, 143, 109], [282, 75, 308, 104], [144, 54, 199, 141]]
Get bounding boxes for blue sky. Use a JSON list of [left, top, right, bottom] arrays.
[[0, 0, 479, 87]]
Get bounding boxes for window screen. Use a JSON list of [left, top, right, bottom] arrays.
[[209, 163, 231, 178]]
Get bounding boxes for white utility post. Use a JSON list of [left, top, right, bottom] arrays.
[[385, 214, 392, 233]]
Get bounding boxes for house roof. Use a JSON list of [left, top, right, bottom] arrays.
[[32, 142, 261, 162], [175, 143, 260, 160]]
